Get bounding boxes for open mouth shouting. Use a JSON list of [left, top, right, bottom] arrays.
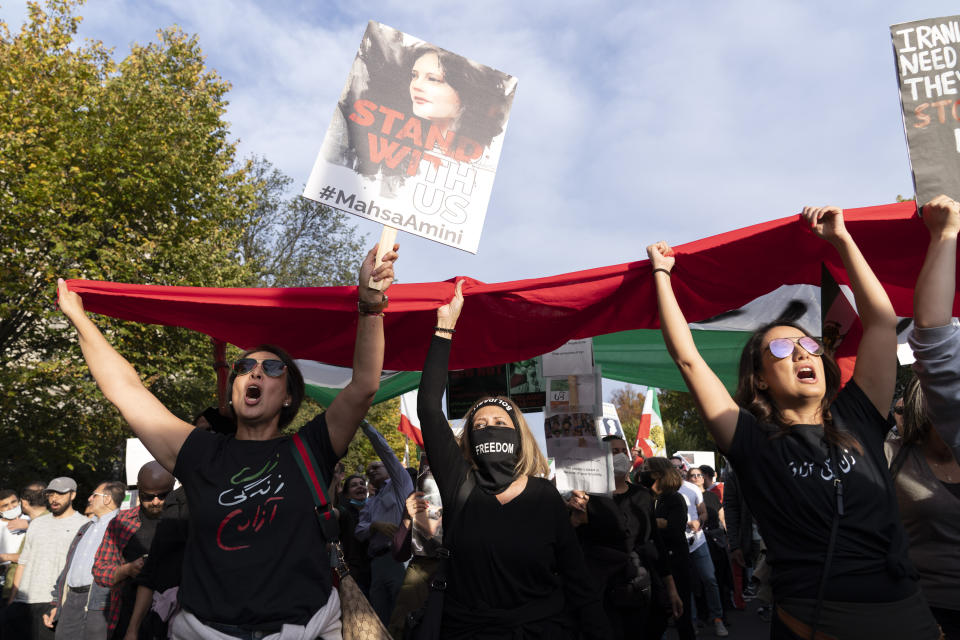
[[796, 366, 817, 383], [245, 384, 262, 405]]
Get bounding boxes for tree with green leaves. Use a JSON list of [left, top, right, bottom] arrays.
[[608, 384, 644, 450], [239, 156, 366, 288], [0, 1, 369, 494], [658, 389, 717, 454]]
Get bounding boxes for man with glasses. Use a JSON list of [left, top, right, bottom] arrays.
[[2, 477, 87, 640], [93, 462, 173, 638], [44, 481, 124, 639]]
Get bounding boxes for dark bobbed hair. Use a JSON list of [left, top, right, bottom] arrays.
[[404, 45, 515, 151], [101, 480, 127, 508], [733, 321, 862, 454], [899, 374, 930, 448], [228, 344, 305, 429], [644, 457, 682, 493], [457, 396, 549, 479]]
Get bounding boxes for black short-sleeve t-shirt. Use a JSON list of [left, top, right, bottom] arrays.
[[174, 412, 339, 627], [725, 381, 914, 602]]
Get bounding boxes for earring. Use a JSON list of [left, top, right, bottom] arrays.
[[283, 402, 290, 407], [228, 400, 233, 405]]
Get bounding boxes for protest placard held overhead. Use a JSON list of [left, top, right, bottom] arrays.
[[304, 21, 517, 253], [891, 15, 960, 206]]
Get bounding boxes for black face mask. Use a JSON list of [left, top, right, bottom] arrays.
[[638, 470, 656, 489], [469, 426, 520, 494]]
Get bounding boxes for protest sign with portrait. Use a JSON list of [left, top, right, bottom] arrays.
[[304, 21, 518, 253]]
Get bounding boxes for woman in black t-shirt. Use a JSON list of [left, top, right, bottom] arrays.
[[57, 244, 398, 638], [415, 281, 609, 640], [648, 207, 940, 639]]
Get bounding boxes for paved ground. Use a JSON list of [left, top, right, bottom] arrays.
[[664, 598, 772, 640]]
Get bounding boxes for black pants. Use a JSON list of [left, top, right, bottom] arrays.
[[0, 602, 54, 640], [931, 606, 960, 640]]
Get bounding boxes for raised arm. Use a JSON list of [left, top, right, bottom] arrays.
[[802, 207, 897, 413], [326, 243, 398, 457], [914, 195, 959, 329], [647, 242, 739, 451], [910, 196, 960, 462], [361, 420, 414, 498], [416, 281, 468, 506], [57, 279, 193, 472]]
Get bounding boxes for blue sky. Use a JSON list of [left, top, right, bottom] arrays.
[[2, 0, 956, 286]]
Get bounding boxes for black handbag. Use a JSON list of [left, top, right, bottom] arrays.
[[607, 550, 652, 608], [404, 471, 475, 640]]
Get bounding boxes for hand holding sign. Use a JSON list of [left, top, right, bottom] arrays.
[[359, 242, 399, 302], [921, 194, 960, 236]]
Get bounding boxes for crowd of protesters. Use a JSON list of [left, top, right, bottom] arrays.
[[1, 196, 958, 640]]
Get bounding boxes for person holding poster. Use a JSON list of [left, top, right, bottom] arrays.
[[648, 207, 941, 639], [887, 195, 960, 638], [415, 281, 609, 639], [56, 244, 398, 640]]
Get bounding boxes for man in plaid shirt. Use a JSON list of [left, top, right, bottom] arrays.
[[93, 462, 173, 637]]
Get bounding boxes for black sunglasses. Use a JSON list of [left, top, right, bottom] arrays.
[[139, 490, 171, 503], [232, 358, 286, 377]]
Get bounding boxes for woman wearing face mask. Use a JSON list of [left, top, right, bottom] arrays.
[[649, 206, 941, 639], [416, 281, 609, 639]]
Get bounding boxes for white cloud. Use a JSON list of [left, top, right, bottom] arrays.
[[2, 0, 956, 284]]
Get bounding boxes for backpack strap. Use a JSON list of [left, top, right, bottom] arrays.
[[290, 432, 340, 543]]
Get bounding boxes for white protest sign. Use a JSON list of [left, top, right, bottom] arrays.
[[597, 402, 625, 440], [544, 368, 612, 493], [304, 21, 517, 254], [125, 438, 156, 486], [541, 338, 594, 377]]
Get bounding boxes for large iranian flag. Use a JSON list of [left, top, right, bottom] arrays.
[[397, 389, 423, 447]]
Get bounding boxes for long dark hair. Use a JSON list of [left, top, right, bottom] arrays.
[[899, 375, 930, 448], [228, 344, 305, 429], [733, 322, 863, 454], [404, 45, 514, 151]]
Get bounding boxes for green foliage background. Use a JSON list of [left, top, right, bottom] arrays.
[[0, 1, 378, 500]]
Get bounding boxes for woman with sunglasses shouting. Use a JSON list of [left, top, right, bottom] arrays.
[[648, 207, 940, 640], [56, 243, 398, 640]]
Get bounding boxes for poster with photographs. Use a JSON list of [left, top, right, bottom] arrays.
[[304, 21, 518, 253], [891, 15, 960, 206], [412, 456, 443, 557], [446, 358, 546, 418], [544, 369, 613, 493]]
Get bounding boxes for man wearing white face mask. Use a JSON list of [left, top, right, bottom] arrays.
[[1, 489, 30, 599]]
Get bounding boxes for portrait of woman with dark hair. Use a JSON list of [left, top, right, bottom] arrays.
[[318, 22, 516, 184]]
